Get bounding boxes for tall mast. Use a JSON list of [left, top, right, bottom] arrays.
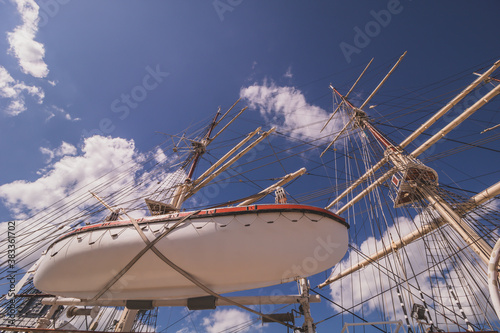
[[164, 103, 250, 211], [186, 110, 220, 181], [325, 59, 500, 212], [320, 58, 500, 290], [335, 83, 496, 265]]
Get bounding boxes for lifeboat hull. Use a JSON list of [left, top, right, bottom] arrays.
[[34, 204, 348, 300]]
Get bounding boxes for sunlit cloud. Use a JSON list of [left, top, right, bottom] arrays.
[[240, 80, 345, 144], [328, 210, 491, 329], [7, 0, 49, 78], [202, 309, 259, 333], [45, 105, 81, 122], [40, 141, 77, 163], [0, 136, 137, 218], [0, 65, 44, 115]]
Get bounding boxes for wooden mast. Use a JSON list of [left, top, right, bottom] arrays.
[[320, 58, 500, 289]]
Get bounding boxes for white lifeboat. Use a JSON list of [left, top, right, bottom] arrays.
[[34, 204, 348, 300]]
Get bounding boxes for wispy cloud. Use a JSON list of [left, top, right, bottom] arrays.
[[240, 80, 345, 143], [45, 105, 81, 122], [0, 136, 137, 218], [202, 309, 259, 333], [7, 0, 49, 78], [0, 136, 186, 272], [0, 135, 186, 219], [174, 327, 196, 333], [0, 65, 44, 115], [284, 66, 293, 79], [40, 141, 77, 163]]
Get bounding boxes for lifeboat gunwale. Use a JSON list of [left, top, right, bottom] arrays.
[[59, 204, 347, 242]]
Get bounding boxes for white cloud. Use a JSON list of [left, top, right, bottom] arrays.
[[329, 216, 422, 315], [328, 210, 492, 329], [175, 328, 196, 333], [40, 141, 77, 162], [53, 141, 77, 156], [155, 147, 168, 164], [7, 0, 49, 78], [0, 135, 187, 220], [202, 309, 258, 333], [284, 66, 293, 79], [46, 105, 81, 122], [0, 136, 137, 218], [0, 65, 44, 115], [5, 99, 25, 115], [39, 147, 54, 161], [44, 111, 54, 122], [240, 81, 346, 144], [0, 136, 187, 273]]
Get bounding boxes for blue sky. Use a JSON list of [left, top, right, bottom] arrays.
[[1, 1, 500, 332], [1, 0, 499, 183]]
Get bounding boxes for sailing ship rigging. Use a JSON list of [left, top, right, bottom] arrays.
[[1, 54, 500, 333]]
